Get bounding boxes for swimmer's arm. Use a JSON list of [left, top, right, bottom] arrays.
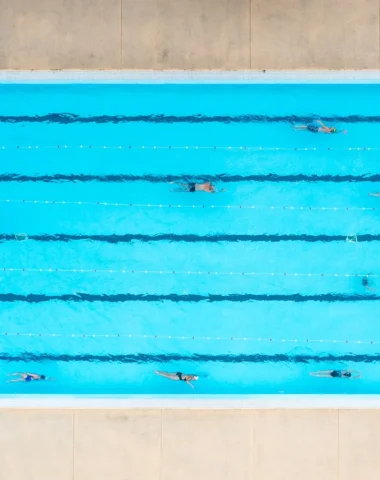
[[317, 120, 329, 129], [186, 380, 194, 389], [7, 378, 24, 383]]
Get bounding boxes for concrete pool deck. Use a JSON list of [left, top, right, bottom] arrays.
[[2, 0, 380, 471], [1, 406, 380, 480], [0, 0, 379, 70]]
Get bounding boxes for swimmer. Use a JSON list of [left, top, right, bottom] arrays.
[[310, 370, 360, 379], [362, 275, 376, 292], [369, 192, 380, 197], [171, 181, 222, 193], [7, 372, 53, 383], [155, 370, 198, 389], [294, 120, 347, 134]]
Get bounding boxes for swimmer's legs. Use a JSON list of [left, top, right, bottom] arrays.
[[293, 125, 308, 130], [170, 182, 190, 192], [310, 371, 333, 378], [155, 371, 180, 381]]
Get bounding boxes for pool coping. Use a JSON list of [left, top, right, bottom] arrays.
[[2, 70, 380, 83], [1, 395, 380, 409]]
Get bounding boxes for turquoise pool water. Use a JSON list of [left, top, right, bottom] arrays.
[[1, 83, 380, 394]]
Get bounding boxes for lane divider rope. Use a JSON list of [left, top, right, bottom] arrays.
[[2, 332, 379, 344], [0, 199, 376, 211], [0, 145, 379, 151], [1, 268, 378, 277]]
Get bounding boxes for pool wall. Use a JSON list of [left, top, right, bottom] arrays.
[[1, 403, 379, 479], [0, 0, 379, 70]]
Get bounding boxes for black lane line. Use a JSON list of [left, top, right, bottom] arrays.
[[1, 113, 380, 124], [1, 352, 379, 364], [3, 173, 380, 183], [2, 233, 380, 243], [0, 293, 378, 303]]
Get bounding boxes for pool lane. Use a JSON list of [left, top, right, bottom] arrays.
[[3, 149, 380, 178], [0, 361, 378, 395]]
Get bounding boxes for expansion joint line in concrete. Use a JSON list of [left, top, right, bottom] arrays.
[[120, 0, 123, 68], [249, 0, 252, 69]]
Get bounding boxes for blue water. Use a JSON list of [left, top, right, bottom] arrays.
[[1, 83, 380, 395]]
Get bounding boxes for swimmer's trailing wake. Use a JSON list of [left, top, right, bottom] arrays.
[[310, 370, 360, 379]]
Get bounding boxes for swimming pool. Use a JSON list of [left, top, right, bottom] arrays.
[[1, 80, 380, 395]]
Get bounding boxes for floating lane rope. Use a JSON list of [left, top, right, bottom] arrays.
[[1, 268, 379, 277], [2, 331, 379, 345], [0, 199, 376, 211], [0, 145, 379, 151]]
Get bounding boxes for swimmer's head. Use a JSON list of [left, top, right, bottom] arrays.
[[343, 372, 352, 378], [40, 375, 46, 380], [362, 277, 369, 286], [193, 375, 199, 381], [330, 127, 337, 133]]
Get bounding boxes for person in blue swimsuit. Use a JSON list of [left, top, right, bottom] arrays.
[[294, 120, 347, 134], [7, 372, 52, 383]]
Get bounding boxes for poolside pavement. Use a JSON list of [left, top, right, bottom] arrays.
[[1, 408, 380, 479], [0, 0, 379, 69]]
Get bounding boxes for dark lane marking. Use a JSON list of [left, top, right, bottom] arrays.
[[1, 113, 380, 124], [1, 352, 378, 364], [1, 233, 379, 243], [3, 173, 380, 183], [0, 293, 378, 303]]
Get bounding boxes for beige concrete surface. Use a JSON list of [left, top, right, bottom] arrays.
[[74, 409, 161, 480], [1, 0, 380, 69], [0, 0, 121, 69], [253, 409, 338, 480], [122, 0, 250, 69], [339, 410, 380, 480], [250, 0, 380, 69], [0, 409, 73, 480], [161, 409, 252, 480], [2, 408, 380, 480]]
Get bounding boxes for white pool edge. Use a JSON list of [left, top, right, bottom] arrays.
[[1, 395, 380, 409], [2, 70, 380, 83]]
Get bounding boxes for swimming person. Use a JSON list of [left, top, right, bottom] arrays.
[[171, 181, 218, 193], [155, 370, 198, 389], [310, 370, 360, 379], [369, 192, 380, 197], [294, 120, 347, 134], [7, 372, 53, 383], [362, 275, 376, 292]]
